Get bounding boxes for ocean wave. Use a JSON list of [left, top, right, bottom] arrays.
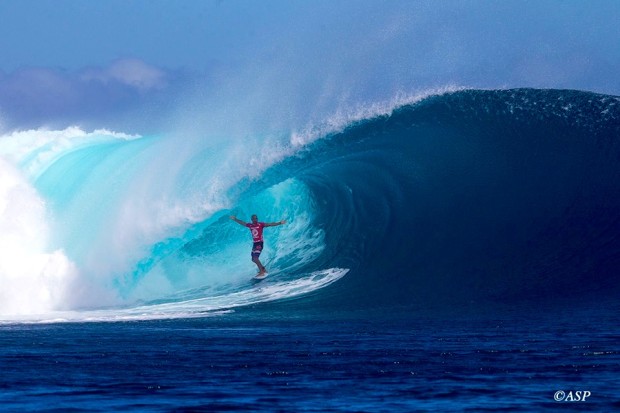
[[1, 88, 619, 321]]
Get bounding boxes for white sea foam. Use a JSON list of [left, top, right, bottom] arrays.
[[0, 268, 348, 324], [0, 157, 77, 315]]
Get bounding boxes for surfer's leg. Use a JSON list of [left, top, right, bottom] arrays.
[[251, 242, 266, 274], [252, 256, 266, 274]]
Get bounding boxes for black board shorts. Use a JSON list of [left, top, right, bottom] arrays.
[[251, 242, 264, 257]]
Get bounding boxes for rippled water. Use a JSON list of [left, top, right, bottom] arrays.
[[1, 305, 618, 412]]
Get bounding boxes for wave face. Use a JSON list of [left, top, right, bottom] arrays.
[[285, 88, 620, 310], [1, 89, 619, 320]]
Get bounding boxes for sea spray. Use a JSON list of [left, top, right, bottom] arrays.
[[0, 157, 76, 315]]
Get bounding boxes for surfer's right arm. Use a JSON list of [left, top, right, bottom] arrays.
[[230, 216, 247, 226]]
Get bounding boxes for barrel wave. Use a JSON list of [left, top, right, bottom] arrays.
[[289, 88, 620, 311], [1, 88, 619, 321]]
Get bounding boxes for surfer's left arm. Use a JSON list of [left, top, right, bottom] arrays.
[[265, 220, 286, 227]]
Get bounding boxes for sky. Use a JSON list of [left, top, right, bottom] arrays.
[[0, 0, 619, 133]]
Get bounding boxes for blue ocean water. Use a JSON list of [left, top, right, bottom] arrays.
[[1, 307, 619, 411], [1, 88, 619, 410]]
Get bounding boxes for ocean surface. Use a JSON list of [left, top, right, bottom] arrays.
[[1, 307, 619, 412], [1, 88, 619, 411]]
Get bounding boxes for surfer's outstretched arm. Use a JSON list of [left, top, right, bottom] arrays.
[[264, 220, 287, 227], [230, 216, 247, 226]]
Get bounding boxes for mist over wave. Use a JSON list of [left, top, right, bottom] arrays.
[[0, 88, 619, 321], [0, 88, 436, 319]]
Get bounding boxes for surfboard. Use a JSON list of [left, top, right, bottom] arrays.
[[253, 272, 268, 280]]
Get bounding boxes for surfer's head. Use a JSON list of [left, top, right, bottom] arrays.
[[251, 214, 258, 223]]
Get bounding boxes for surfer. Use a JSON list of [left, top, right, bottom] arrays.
[[230, 214, 286, 276]]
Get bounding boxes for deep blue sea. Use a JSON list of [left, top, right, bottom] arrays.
[[1, 305, 619, 412], [1, 88, 619, 410]]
